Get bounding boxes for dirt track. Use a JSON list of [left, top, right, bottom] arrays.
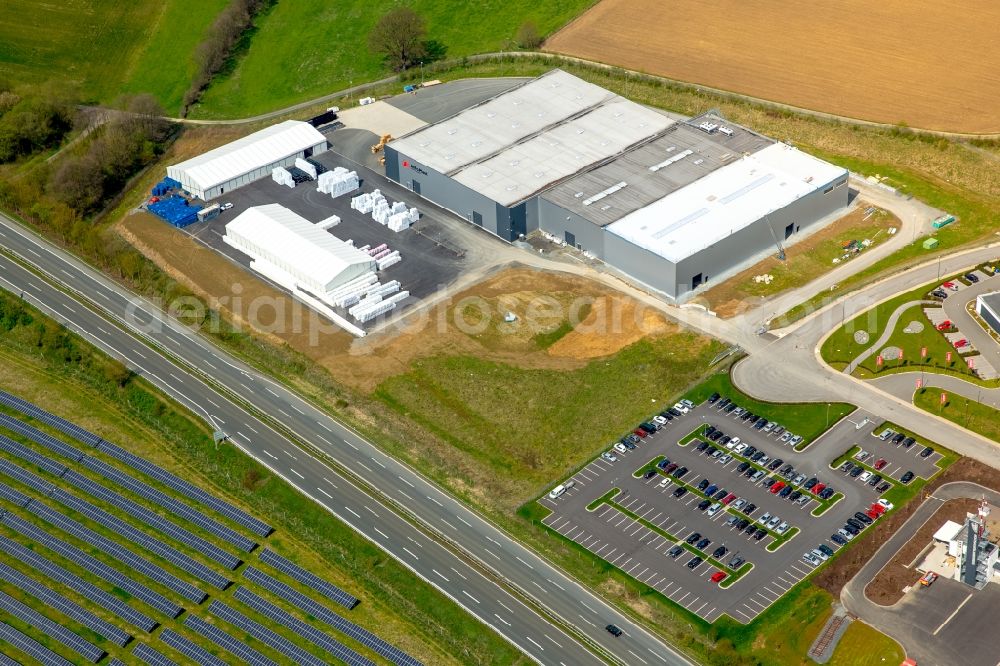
[[545, 0, 1000, 133]]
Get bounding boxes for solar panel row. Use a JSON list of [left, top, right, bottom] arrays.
[[0, 414, 85, 463], [62, 470, 242, 570], [79, 456, 257, 552], [97, 440, 273, 537], [0, 390, 102, 447], [208, 600, 327, 666], [51, 488, 231, 590], [0, 621, 74, 666], [0, 510, 182, 618], [132, 643, 180, 666], [0, 651, 21, 666], [109, 661, 127, 666], [0, 478, 30, 507], [243, 567, 423, 666], [0, 434, 68, 477], [26, 500, 208, 604], [259, 548, 359, 610], [0, 458, 54, 495], [158, 629, 228, 666], [232, 587, 375, 666], [0, 561, 131, 647], [183, 614, 277, 666], [0, 533, 157, 632], [0, 589, 105, 663]]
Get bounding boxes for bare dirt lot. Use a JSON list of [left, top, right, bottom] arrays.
[[545, 0, 1000, 133]]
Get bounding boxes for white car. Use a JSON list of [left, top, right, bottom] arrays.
[[877, 499, 895, 511], [614, 442, 628, 454], [732, 498, 747, 510], [220, 202, 233, 211], [673, 402, 689, 414], [789, 435, 803, 447], [735, 442, 749, 454], [767, 516, 781, 529], [779, 432, 793, 443], [854, 450, 869, 461], [548, 480, 575, 499], [758, 512, 772, 525], [775, 521, 790, 535], [602, 451, 617, 463], [725, 439, 738, 450], [879, 429, 895, 441], [653, 415, 668, 425], [729, 437, 741, 447], [858, 471, 872, 483], [802, 552, 822, 566], [838, 528, 854, 541], [718, 454, 732, 464], [658, 477, 670, 488], [680, 399, 695, 409], [811, 548, 829, 561], [706, 503, 722, 517]]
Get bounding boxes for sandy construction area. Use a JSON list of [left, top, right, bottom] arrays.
[[546, 0, 1000, 133]]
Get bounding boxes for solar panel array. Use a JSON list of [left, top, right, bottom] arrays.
[[61, 470, 242, 570], [208, 600, 328, 666], [184, 613, 277, 666], [0, 533, 157, 631], [0, 561, 131, 647], [0, 458, 54, 495], [233, 587, 375, 666], [0, 589, 105, 663], [0, 510, 182, 618], [0, 477, 30, 507], [0, 389, 272, 537], [259, 548, 359, 610], [0, 414, 85, 462], [25, 499, 208, 604], [0, 390, 101, 447], [159, 629, 228, 666], [132, 643, 180, 666], [243, 567, 423, 666], [0, 621, 74, 666], [97, 440, 273, 537], [79, 455, 257, 552], [0, 651, 21, 666], [0, 434, 67, 476], [50, 488, 231, 590]]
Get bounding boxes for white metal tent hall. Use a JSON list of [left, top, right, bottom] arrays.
[[222, 204, 375, 299], [167, 120, 328, 200]]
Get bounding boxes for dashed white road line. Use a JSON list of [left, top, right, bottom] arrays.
[[289, 469, 304, 479], [403, 547, 419, 560], [317, 487, 333, 499], [262, 450, 277, 460], [344, 507, 361, 519]]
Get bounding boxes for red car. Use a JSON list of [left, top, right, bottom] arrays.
[[869, 503, 886, 516], [812, 483, 826, 495], [937, 320, 952, 331], [721, 493, 737, 505], [954, 339, 968, 349], [770, 481, 786, 494], [874, 458, 887, 470], [633, 429, 647, 438], [866, 508, 881, 520], [941, 282, 956, 291], [711, 571, 727, 583]]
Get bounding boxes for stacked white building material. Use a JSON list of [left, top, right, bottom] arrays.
[[294, 158, 317, 180], [317, 215, 341, 230], [318, 167, 359, 198], [353, 291, 410, 323], [376, 251, 401, 270], [272, 167, 295, 188], [350, 189, 382, 214], [388, 207, 419, 232]]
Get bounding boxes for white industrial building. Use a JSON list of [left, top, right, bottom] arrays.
[[168, 121, 328, 200], [223, 204, 375, 300]]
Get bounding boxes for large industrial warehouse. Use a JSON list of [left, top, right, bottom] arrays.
[[168, 120, 328, 200], [386, 69, 849, 298]]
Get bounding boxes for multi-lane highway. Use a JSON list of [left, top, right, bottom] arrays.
[[0, 213, 695, 666]]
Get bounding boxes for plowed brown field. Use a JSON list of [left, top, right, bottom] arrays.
[[545, 0, 1000, 133]]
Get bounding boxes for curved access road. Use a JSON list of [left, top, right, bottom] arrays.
[[843, 300, 936, 374], [941, 275, 1000, 374], [0, 213, 696, 666], [841, 482, 1000, 666], [869, 372, 1000, 409]]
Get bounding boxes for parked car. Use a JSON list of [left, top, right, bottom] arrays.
[[892, 433, 906, 444], [728, 555, 745, 568], [818, 544, 835, 558], [966, 272, 980, 283], [673, 402, 690, 414], [810, 548, 829, 561], [831, 533, 848, 546], [858, 471, 872, 483], [752, 528, 767, 541], [779, 485, 793, 499], [789, 490, 802, 502], [879, 428, 895, 440], [673, 487, 688, 498], [708, 392, 720, 404], [931, 289, 948, 299], [812, 483, 827, 495], [757, 512, 772, 525], [850, 466, 864, 478], [659, 476, 671, 488], [876, 481, 891, 494], [668, 545, 684, 558], [768, 458, 784, 471], [877, 499, 895, 511], [686, 533, 701, 544], [902, 438, 915, 449], [819, 488, 835, 500], [802, 552, 822, 566], [772, 425, 785, 436], [710, 571, 727, 583], [696, 537, 712, 550], [718, 454, 733, 464], [697, 499, 712, 511], [766, 516, 781, 530], [843, 523, 860, 536], [868, 474, 882, 487], [737, 462, 751, 473], [706, 503, 723, 517], [763, 422, 776, 433], [770, 481, 786, 494], [633, 429, 647, 439], [602, 451, 617, 462], [697, 479, 711, 491], [687, 556, 703, 569], [750, 470, 765, 482], [614, 442, 628, 454], [854, 511, 873, 525], [642, 468, 657, 480], [664, 463, 679, 474], [621, 438, 636, 450], [705, 484, 719, 497], [712, 545, 728, 559], [722, 493, 737, 505], [793, 474, 806, 485], [901, 471, 915, 484], [919, 571, 939, 586], [735, 442, 749, 454], [779, 432, 793, 443], [742, 503, 757, 515], [921, 446, 934, 458], [954, 338, 968, 349], [653, 415, 668, 425], [789, 435, 803, 447], [735, 519, 750, 530], [936, 320, 952, 331], [732, 498, 746, 510], [874, 458, 888, 470], [696, 441, 709, 452], [672, 466, 688, 478], [775, 521, 790, 535]]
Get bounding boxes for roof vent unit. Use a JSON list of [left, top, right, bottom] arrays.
[[582, 181, 627, 206], [614, 112, 624, 118], [506, 185, 517, 192], [693, 158, 704, 165], [719, 127, 734, 136], [600, 205, 611, 211], [666, 146, 676, 152], [574, 192, 584, 198], [649, 149, 693, 172], [447, 128, 457, 135], [698, 121, 719, 133], [576, 128, 585, 134]]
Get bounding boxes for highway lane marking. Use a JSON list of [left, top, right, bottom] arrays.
[[403, 547, 419, 560], [628, 649, 649, 664], [203, 359, 217, 370], [364, 506, 379, 518], [456, 515, 472, 527], [934, 592, 972, 635], [236, 431, 250, 442], [531, 580, 545, 592], [283, 450, 297, 460], [460, 590, 479, 604], [374, 527, 389, 539], [61, 303, 76, 313], [486, 535, 501, 546], [60, 269, 74, 279], [25, 247, 40, 258], [578, 614, 596, 627], [278, 408, 291, 418], [484, 549, 501, 561], [318, 421, 333, 432], [345, 441, 359, 451], [525, 636, 543, 651], [547, 578, 565, 591], [581, 600, 597, 614], [290, 469, 304, 479], [450, 567, 467, 581], [370, 457, 385, 468], [397, 475, 415, 488], [493, 613, 510, 626], [497, 600, 513, 614], [344, 507, 361, 519], [323, 477, 337, 488], [206, 397, 222, 409], [544, 634, 562, 648], [432, 569, 449, 582], [514, 556, 533, 570], [246, 423, 259, 434], [317, 487, 333, 499], [648, 647, 668, 663], [397, 489, 414, 501], [262, 449, 277, 460], [265, 387, 280, 397], [356, 461, 372, 473], [426, 495, 443, 507], [316, 434, 333, 447], [440, 518, 456, 530], [291, 404, 305, 415]]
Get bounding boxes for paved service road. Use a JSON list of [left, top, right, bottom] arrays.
[[0, 214, 695, 666], [841, 482, 1000, 666]]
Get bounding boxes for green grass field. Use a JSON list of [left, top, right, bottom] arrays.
[[375, 333, 725, 512], [191, 0, 596, 118], [0, 0, 225, 115], [828, 620, 905, 666], [915, 388, 1000, 444]]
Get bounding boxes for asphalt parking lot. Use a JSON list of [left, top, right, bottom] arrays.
[[386, 78, 529, 124], [541, 398, 887, 624], [176, 149, 472, 330]]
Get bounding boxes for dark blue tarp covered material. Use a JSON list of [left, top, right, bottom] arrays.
[[148, 195, 202, 228]]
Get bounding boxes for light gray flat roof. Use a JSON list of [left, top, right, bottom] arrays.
[[979, 291, 1000, 317], [542, 115, 774, 226]]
